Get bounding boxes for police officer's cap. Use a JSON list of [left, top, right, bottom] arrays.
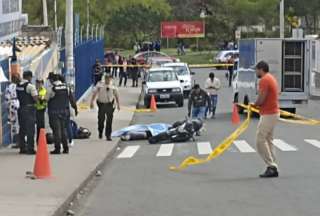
[[23, 70, 33, 78]]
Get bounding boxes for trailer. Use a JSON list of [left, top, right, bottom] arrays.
[[233, 38, 311, 113]]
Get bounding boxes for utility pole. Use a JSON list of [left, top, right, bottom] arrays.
[[86, 0, 90, 39], [65, 0, 75, 87], [42, 0, 48, 26], [54, 0, 58, 31], [280, 0, 285, 38]]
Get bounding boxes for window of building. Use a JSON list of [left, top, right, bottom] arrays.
[[2, 0, 20, 14]]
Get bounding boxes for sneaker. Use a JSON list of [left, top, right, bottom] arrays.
[[259, 166, 279, 178], [50, 149, 61, 155]]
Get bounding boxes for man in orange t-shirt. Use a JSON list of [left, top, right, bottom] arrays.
[[254, 61, 280, 178]]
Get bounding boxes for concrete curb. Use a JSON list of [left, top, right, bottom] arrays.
[[52, 89, 142, 216]]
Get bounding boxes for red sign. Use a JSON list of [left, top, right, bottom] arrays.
[[161, 21, 205, 39]]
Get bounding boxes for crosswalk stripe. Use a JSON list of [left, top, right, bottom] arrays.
[[233, 140, 256, 153], [273, 139, 297, 151], [156, 144, 174, 157], [117, 146, 140, 158], [197, 142, 213, 155], [305, 139, 320, 149]]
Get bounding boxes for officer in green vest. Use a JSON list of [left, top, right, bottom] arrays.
[[35, 79, 47, 142]]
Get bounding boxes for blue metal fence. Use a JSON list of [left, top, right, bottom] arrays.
[[61, 39, 104, 99]]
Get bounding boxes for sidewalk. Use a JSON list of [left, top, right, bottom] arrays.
[[0, 86, 141, 216]]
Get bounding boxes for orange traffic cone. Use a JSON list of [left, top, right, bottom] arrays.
[[232, 103, 241, 125], [150, 95, 157, 112], [33, 129, 52, 179]]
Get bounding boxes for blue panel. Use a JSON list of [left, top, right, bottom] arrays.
[[239, 39, 256, 69], [60, 39, 104, 100]]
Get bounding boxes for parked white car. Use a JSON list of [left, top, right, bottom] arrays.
[[143, 68, 184, 107], [162, 62, 193, 96], [215, 50, 239, 64]]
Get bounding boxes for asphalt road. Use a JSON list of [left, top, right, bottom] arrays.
[[78, 69, 320, 216]]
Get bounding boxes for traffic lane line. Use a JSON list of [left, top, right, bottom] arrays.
[[233, 140, 256, 153], [196, 142, 213, 155], [305, 139, 320, 149], [156, 144, 174, 157], [273, 139, 298, 151], [117, 146, 140, 158]]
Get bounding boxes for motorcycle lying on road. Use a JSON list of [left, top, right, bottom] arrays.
[[148, 118, 204, 144]]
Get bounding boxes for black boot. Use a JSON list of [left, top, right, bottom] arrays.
[[50, 149, 61, 155], [259, 166, 279, 178]]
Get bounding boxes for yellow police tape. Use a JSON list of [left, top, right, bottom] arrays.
[[189, 64, 233, 68], [169, 104, 320, 171]]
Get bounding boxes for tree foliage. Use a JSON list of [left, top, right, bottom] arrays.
[[22, 0, 320, 48]]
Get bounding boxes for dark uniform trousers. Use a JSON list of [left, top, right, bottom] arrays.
[[97, 101, 115, 138], [36, 109, 45, 141], [49, 111, 69, 151], [18, 106, 36, 152]]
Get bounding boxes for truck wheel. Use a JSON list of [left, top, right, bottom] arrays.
[[144, 99, 150, 108], [177, 98, 184, 107]]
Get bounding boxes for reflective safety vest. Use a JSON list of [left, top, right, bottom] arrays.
[[48, 83, 70, 115], [16, 82, 35, 107], [35, 87, 47, 110]]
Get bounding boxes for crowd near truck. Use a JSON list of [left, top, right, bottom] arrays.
[[233, 38, 320, 113]]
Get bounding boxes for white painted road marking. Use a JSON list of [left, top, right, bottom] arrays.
[[117, 146, 140, 158], [156, 144, 174, 157], [197, 142, 213, 155], [273, 139, 297, 151], [305, 139, 320, 149], [233, 140, 256, 153]]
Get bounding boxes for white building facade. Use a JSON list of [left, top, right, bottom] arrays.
[[0, 0, 28, 42]]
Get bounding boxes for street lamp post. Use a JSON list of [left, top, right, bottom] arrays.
[[54, 0, 58, 31], [280, 0, 285, 38], [65, 0, 75, 87], [42, 0, 48, 26], [86, 0, 90, 39]]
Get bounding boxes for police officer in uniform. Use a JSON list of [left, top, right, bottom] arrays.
[[46, 74, 72, 154], [35, 79, 47, 142], [90, 74, 120, 141], [16, 71, 38, 154]]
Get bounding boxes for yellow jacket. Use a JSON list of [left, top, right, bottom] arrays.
[[35, 87, 47, 110]]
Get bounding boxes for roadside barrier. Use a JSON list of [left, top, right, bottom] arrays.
[[169, 104, 320, 171]]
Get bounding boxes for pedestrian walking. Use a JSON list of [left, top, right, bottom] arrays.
[[227, 54, 235, 87], [254, 61, 280, 178], [90, 75, 120, 141], [16, 71, 38, 154], [105, 57, 112, 75], [131, 58, 139, 87], [188, 84, 211, 120], [35, 79, 47, 142], [205, 72, 221, 119], [46, 74, 73, 154], [93, 59, 103, 85], [119, 57, 128, 87]]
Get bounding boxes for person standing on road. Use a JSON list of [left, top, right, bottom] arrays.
[[205, 72, 221, 119], [118, 56, 128, 87], [46, 74, 72, 154], [112, 52, 120, 78], [254, 61, 280, 178], [16, 71, 38, 154], [227, 54, 235, 87], [35, 79, 47, 142], [90, 75, 120, 141], [188, 84, 211, 119], [131, 58, 139, 87]]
